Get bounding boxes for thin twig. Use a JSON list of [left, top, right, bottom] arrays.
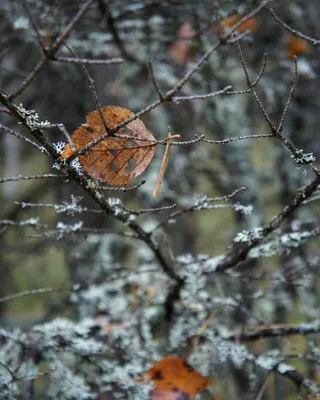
[[235, 40, 277, 132], [65, 0, 271, 161], [226, 320, 320, 341], [235, 40, 320, 177], [90, 180, 146, 192], [55, 123, 75, 151], [22, 0, 46, 51], [0, 124, 49, 154], [172, 85, 232, 102], [122, 204, 177, 216], [216, 174, 320, 272], [112, 133, 203, 146], [7, 57, 48, 101], [148, 60, 164, 100], [154, 187, 245, 231], [52, 56, 123, 65], [0, 287, 73, 304], [0, 219, 48, 229], [273, 364, 320, 395], [302, 194, 320, 205], [172, 54, 265, 102], [0, 361, 16, 384], [15, 200, 105, 214], [203, 134, 274, 144], [0, 0, 272, 324], [0, 174, 65, 183], [62, 41, 110, 135], [269, 8, 320, 46], [0, 92, 182, 298], [8, 0, 95, 100], [278, 56, 298, 132], [28, 228, 139, 240], [252, 52, 268, 87]]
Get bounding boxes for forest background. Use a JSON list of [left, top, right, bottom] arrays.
[[1, 0, 320, 399]]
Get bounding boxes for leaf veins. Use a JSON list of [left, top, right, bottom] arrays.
[[61, 106, 156, 185]]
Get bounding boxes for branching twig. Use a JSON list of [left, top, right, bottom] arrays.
[[65, 0, 271, 161], [154, 187, 245, 231], [0, 124, 49, 154], [8, 0, 95, 100], [62, 41, 111, 135], [0, 287, 73, 305], [216, 174, 320, 271], [235, 40, 320, 177], [0, 92, 181, 290]]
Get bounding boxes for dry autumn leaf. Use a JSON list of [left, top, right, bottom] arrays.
[[61, 106, 156, 185], [218, 15, 258, 33], [285, 34, 309, 58], [142, 355, 212, 400]]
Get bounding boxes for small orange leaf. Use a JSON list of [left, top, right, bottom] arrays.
[[219, 15, 258, 33], [61, 106, 156, 185], [285, 35, 309, 58], [143, 355, 212, 400]]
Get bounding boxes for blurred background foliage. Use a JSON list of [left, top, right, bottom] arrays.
[[0, 0, 320, 399]]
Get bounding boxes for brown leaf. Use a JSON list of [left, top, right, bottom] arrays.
[[218, 15, 258, 33], [285, 34, 309, 58], [142, 355, 213, 400], [61, 106, 156, 185]]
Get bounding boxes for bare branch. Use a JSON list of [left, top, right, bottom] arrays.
[[22, 0, 46, 51], [123, 204, 177, 216], [8, 0, 95, 100], [172, 86, 232, 102], [52, 56, 123, 65], [0, 219, 48, 229], [0, 174, 65, 183], [269, 8, 320, 46], [226, 321, 320, 341], [203, 133, 274, 144], [65, 0, 271, 161], [148, 60, 164, 100], [216, 174, 320, 272], [62, 41, 111, 135], [0, 287, 73, 305], [90, 180, 146, 192], [278, 56, 299, 132], [154, 187, 246, 231], [0, 124, 49, 154]]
